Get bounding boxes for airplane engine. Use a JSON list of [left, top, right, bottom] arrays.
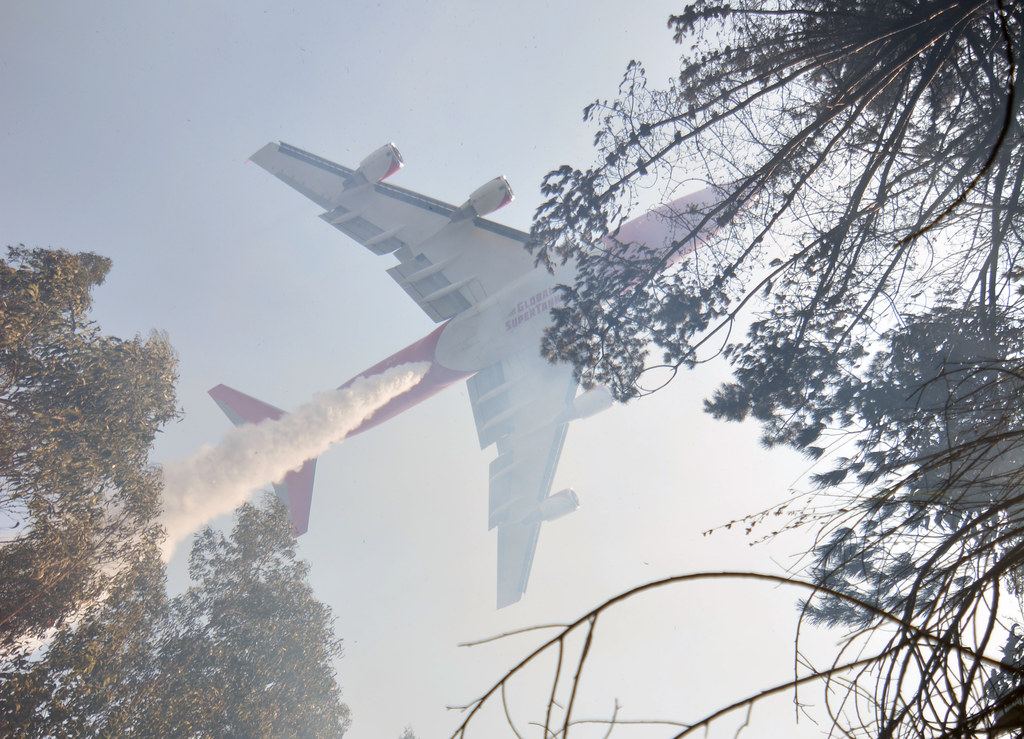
[[459, 176, 514, 217], [572, 385, 614, 420], [522, 488, 579, 524], [355, 143, 404, 184]]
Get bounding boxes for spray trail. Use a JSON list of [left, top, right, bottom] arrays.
[[160, 362, 430, 558]]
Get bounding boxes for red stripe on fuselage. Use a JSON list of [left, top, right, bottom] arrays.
[[340, 323, 473, 438]]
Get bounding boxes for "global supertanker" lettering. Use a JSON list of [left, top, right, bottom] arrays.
[[505, 288, 561, 331]]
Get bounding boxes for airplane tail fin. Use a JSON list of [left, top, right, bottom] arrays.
[[207, 384, 317, 536]]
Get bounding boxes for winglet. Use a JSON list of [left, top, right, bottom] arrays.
[[208, 384, 317, 537]]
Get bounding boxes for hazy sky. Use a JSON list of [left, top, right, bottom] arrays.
[[2, 3, 834, 736]]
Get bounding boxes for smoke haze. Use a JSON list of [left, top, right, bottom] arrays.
[[160, 362, 431, 558]]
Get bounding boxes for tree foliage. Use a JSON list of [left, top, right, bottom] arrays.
[[0, 248, 353, 734], [0, 499, 351, 738], [534, 0, 1021, 399], [528, 0, 1024, 735], [0, 246, 178, 659]]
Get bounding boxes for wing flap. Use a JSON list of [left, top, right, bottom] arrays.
[[320, 206, 408, 255], [487, 421, 569, 530], [468, 350, 579, 607], [386, 252, 474, 321], [252, 142, 538, 322]]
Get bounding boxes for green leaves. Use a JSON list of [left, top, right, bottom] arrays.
[[1, 499, 351, 738], [0, 246, 178, 661], [143, 500, 349, 738], [0, 249, 349, 736]]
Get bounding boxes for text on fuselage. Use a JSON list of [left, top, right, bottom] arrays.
[[505, 288, 561, 331]]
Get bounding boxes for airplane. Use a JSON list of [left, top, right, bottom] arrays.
[[210, 141, 726, 608]]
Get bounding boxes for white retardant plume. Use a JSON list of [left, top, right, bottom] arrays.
[[159, 362, 431, 559]]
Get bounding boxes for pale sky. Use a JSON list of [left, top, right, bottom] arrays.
[[2, 3, 836, 736]]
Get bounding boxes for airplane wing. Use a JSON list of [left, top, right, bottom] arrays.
[[467, 348, 580, 608], [250, 142, 538, 322]]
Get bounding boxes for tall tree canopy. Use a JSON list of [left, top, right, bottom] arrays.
[[535, 0, 1020, 398], [529, 0, 1024, 736], [0, 248, 353, 736], [0, 499, 351, 738], [0, 246, 178, 659]]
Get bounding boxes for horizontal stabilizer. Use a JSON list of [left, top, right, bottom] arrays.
[[208, 384, 317, 537], [209, 383, 285, 426]]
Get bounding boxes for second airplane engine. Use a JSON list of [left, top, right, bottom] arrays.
[[355, 143, 404, 184], [460, 176, 515, 217], [521, 488, 579, 524]]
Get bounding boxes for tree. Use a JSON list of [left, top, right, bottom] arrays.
[[0, 249, 354, 735], [0, 498, 351, 738], [0, 246, 178, 660], [0, 544, 170, 736], [534, 0, 1020, 399], [148, 499, 350, 737], [526, 0, 1024, 736]]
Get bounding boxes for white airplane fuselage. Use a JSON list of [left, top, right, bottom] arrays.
[[220, 140, 735, 605], [434, 264, 572, 372], [334, 262, 575, 440]]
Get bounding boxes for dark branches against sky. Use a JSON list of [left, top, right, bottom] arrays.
[[527, 0, 1024, 736], [532, 0, 1021, 400]]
